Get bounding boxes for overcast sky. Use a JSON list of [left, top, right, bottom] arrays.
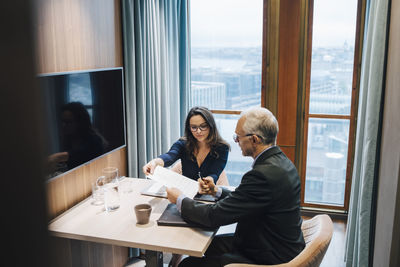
[[190, 0, 358, 48], [191, 0, 263, 47]]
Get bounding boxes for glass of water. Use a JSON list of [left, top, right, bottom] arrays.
[[91, 176, 105, 206], [103, 180, 120, 211], [102, 167, 119, 183], [102, 167, 120, 211]]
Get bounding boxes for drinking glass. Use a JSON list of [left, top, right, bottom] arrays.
[[102, 167, 120, 211], [91, 176, 105, 206], [102, 167, 119, 183], [103, 181, 120, 211], [118, 177, 133, 194]]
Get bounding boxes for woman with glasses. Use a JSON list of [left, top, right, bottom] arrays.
[[143, 106, 230, 267], [143, 106, 230, 183]]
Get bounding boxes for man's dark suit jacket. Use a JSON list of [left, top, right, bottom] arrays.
[[181, 146, 305, 265]]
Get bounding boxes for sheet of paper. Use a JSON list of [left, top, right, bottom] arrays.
[[147, 166, 199, 198], [146, 182, 166, 194]]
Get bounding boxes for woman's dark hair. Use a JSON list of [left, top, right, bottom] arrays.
[[61, 102, 93, 136], [61, 102, 108, 149], [182, 106, 230, 159]]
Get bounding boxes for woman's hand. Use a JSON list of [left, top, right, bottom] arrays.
[[142, 158, 164, 175], [198, 176, 217, 196]]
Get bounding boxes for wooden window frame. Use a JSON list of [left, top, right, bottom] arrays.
[[299, 0, 366, 211], [203, 0, 367, 213], [210, 0, 269, 117]]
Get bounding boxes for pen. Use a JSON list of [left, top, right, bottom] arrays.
[[198, 172, 205, 181], [199, 172, 210, 193]]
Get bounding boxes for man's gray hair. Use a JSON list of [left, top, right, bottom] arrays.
[[241, 107, 279, 145]]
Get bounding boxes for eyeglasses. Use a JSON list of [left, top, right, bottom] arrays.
[[233, 133, 263, 143], [190, 124, 209, 132], [233, 133, 254, 143]]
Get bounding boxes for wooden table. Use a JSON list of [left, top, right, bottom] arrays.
[[48, 178, 217, 267]]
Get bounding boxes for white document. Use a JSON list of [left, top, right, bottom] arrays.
[[146, 166, 199, 198], [146, 182, 166, 194]]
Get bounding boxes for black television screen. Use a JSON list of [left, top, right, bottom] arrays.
[[38, 67, 126, 179]]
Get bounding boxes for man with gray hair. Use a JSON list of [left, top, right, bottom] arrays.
[[167, 107, 305, 266]]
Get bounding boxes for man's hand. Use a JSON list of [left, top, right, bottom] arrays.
[[166, 187, 182, 204], [198, 176, 217, 196]]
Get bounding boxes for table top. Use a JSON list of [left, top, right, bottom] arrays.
[[48, 178, 216, 257]]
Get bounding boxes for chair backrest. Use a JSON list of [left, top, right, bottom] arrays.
[[170, 160, 229, 186], [224, 214, 334, 267]]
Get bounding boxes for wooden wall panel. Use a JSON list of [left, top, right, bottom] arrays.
[[263, 0, 280, 114], [280, 146, 296, 164], [47, 147, 127, 219], [113, 245, 130, 267], [35, 0, 129, 266], [35, 0, 125, 217], [47, 150, 128, 267], [50, 237, 73, 267], [35, 0, 122, 73], [276, 0, 301, 163], [51, 238, 128, 267]]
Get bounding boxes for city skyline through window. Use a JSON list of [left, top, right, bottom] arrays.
[[190, 0, 263, 185], [304, 0, 359, 206], [189, 0, 360, 207]]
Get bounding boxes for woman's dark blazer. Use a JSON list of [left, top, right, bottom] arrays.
[[159, 139, 229, 182]]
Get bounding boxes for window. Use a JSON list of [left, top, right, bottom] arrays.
[[302, 0, 362, 209], [68, 73, 94, 119], [190, 0, 264, 186], [189, 0, 364, 212]]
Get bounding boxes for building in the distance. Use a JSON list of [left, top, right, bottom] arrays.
[[191, 81, 226, 109]]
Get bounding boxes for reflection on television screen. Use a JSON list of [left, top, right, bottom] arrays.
[[38, 68, 125, 179]]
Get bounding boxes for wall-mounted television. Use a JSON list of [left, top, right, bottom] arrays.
[[38, 67, 126, 179]]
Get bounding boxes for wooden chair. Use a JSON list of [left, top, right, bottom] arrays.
[[224, 214, 333, 267], [170, 160, 229, 186]]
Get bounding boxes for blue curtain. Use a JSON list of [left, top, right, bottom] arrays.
[[344, 0, 390, 266], [122, 0, 191, 178]]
